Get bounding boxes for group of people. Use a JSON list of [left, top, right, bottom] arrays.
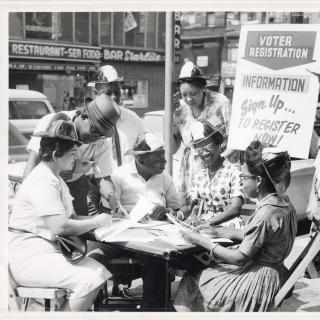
[[8, 61, 320, 312]]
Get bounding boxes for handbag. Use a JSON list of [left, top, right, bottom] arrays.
[[55, 235, 87, 263]]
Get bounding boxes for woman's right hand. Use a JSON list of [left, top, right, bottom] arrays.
[[93, 213, 112, 229]]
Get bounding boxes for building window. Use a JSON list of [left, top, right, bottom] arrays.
[[100, 12, 112, 45], [157, 12, 165, 49], [146, 12, 156, 48], [113, 12, 124, 46], [125, 12, 145, 47], [121, 80, 148, 109], [9, 12, 24, 38], [181, 12, 207, 29], [25, 12, 53, 40], [75, 12, 89, 43], [207, 12, 225, 27], [227, 44, 238, 62], [56, 12, 73, 42], [91, 12, 99, 46]]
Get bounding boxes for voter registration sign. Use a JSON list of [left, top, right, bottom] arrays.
[[227, 24, 320, 159]]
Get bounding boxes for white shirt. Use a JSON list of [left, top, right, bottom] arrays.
[[9, 163, 74, 262], [109, 161, 181, 213], [27, 110, 113, 182], [9, 162, 74, 240], [109, 106, 145, 170]]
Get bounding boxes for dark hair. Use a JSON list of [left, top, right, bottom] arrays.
[[202, 121, 224, 147], [177, 77, 206, 89], [244, 140, 276, 192], [39, 137, 77, 162]]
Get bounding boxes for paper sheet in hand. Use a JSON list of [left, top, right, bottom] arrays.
[[95, 196, 155, 241]]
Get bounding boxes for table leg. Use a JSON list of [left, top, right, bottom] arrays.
[[163, 259, 171, 310]]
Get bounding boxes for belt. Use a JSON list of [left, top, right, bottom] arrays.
[[8, 227, 30, 234]]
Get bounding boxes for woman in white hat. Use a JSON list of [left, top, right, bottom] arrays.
[[9, 120, 113, 311], [174, 140, 297, 312], [174, 61, 233, 205]]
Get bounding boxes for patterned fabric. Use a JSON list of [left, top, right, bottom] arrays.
[[174, 194, 297, 312], [189, 158, 244, 228], [173, 90, 231, 203]]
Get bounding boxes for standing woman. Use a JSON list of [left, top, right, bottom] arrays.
[[174, 141, 297, 312], [173, 61, 233, 204], [9, 120, 112, 311]]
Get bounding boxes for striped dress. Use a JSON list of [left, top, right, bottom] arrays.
[[174, 194, 297, 312]]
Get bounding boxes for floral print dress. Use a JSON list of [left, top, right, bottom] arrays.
[[189, 158, 244, 228], [173, 89, 231, 203]]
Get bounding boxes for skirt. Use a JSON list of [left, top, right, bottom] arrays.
[[174, 261, 286, 312]]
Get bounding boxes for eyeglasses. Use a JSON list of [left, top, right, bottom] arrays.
[[193, 144, 216, 155], [239, 174, 258, 182]]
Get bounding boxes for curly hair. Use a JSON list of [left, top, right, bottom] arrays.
[[176, 77, 207, 89], [39, 137, 77, 162]]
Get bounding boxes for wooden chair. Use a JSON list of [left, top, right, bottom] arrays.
[[8, 270, 68, 311], [272, 228, 320, 309]]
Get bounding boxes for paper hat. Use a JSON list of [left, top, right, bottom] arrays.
[[33, 120, 82, 145]]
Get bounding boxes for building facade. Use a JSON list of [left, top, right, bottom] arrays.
[[9, 12, 166, 116]]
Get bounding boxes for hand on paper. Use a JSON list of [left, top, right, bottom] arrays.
[[150, 205, 168, 221], [180, 229, 206, 246], [93, 213, 112, 229]]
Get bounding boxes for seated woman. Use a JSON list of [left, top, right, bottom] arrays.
[[174, 140, 297, 312], [9, 120, 112, 312], [181, 120, 244, 228]]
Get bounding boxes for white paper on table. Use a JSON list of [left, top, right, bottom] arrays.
[[94, 196, 155, 241], [101, 229, 158, 243]]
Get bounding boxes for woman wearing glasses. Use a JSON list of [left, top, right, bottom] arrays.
[[173, 61, 235, 205], [174, 140, 297, 312], [180, 120, 244, 229], [9, 120, 113, 311]]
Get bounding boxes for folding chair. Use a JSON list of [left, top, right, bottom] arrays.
[[272, 228, 320, 309], [8, 269, 68, 311]]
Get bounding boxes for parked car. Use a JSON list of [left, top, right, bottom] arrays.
[[8, 121, 28, 197], [9, 89, 55, 140], [141, 110, 315, 224]]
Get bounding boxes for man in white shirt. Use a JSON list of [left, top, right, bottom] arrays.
[[86, 65, 145, 213], [107, 132, 180, 217], [23, 94, 121, 216]]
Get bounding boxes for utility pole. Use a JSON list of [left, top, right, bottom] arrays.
[[164, 12, 174, 175]]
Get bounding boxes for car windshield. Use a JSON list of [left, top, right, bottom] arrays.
[[9, 101, 50, 120]]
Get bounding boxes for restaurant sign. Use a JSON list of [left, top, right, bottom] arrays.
[[9, 41, 102, 62], [103, 47, 165, 63]]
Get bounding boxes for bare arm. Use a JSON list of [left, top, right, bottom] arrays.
[[211, 197, 243, 226], [23, 150, 40, 180], [181, 230, 248, 265], [173, 132, 182, 154], [42, 213, 112, 236]]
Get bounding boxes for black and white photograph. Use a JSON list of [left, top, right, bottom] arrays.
[[3, 1, 320, 315]]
